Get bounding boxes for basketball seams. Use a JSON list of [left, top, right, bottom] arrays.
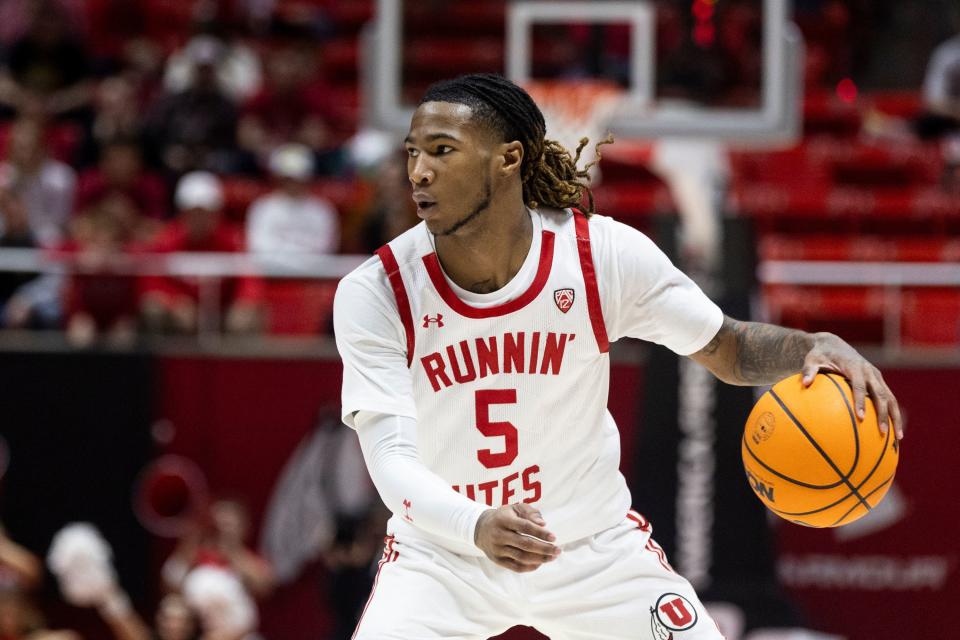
[[823, 373, 862, 480], [766, 470, 896, 519], [830, 474, 896, 527], [768, 388, 872, 513], [742, 433, 846, 490], [743, 373, 899, 528]]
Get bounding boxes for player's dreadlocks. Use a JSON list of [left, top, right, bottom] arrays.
[[420, 74, 613, 216]]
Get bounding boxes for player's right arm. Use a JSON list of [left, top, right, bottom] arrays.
[[334, 269, 559, 571]]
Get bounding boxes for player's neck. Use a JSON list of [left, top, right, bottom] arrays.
[[433, 202, 533, 295]]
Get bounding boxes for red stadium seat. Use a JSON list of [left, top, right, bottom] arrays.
[[901, 289, 960, 346], [868, 91, 923, 118], [803, 91, 862, 137], [762, 285, 887, 344], [323, 38, 361, 82], [403, 1, 506, 36], [758, 235, 893, 262], [322, 0, 375, 30], [263, 280, 338, 335]]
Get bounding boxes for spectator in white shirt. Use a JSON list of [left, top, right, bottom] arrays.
[[0, 117, 75, 247], [923, 30, 960, 121], [922, 27, 960, 188], [245, 144, 340, 266]]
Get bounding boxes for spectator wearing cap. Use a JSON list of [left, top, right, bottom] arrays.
[[162, 498, 274, 601], [163, 34, 262, 104], [141, 172, 262, 335], [245, 144, 340, 267], [142, 40, 240, 178]]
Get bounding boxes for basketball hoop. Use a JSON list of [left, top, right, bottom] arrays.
[[522, 79, 626, 182]]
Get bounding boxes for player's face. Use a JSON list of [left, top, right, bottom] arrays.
[[405, 101, 499, 236]]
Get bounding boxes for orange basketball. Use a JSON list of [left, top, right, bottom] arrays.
[[741, 373, 900, 527]]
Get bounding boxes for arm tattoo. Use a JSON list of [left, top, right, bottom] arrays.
[[728, 319, 814, 385], [699, 330, 723, 356]]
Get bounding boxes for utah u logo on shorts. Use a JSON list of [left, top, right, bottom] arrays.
[[423, 314, 444, 328], [554, 288, 575, 313], [650, 593, 698, 638]]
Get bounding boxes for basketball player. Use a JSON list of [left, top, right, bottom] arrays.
[[334, 74, 902, 639]]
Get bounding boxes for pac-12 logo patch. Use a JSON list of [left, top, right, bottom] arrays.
[[650, 593, 698, 637], [553, 288, 575, 313]]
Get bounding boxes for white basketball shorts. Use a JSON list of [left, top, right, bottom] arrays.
[[353, 510, 723, 640]]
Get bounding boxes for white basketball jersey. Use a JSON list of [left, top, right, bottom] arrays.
[[375, 208, 630, 553]]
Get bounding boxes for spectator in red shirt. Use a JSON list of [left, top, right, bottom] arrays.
[[141, 171, 262, 335], [162, 498, 275, 602], [62, 193, 148, 347], [238, 42, 347, 176], [74, 139, 168, 224]]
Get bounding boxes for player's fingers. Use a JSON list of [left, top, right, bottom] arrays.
[[801, 355, 820, 386], [502, 544, 553, 566], [513, 517, 557, 544], [887, 387, 904, 440], [495, 555, 538, 573], [867, 374, 890, 437], [512, 503, 547, 527], [509, 533, 560, 560], [849, 369, 867, 420]]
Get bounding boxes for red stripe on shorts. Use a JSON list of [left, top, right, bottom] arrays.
[[645, 538, 674, 573], [351, 535, 398, 640], [626, 510, 651, 532]]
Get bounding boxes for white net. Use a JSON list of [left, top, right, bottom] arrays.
[[523, 80, 626, 182]]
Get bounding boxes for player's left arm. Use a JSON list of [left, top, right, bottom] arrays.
[[690, 316, 903, 439]]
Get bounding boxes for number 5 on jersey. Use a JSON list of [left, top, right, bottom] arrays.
[[475, 389, 518, 468]]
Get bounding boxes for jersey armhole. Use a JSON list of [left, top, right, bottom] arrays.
[[573, 210, 610, 353], [375, 244, 415, 367]]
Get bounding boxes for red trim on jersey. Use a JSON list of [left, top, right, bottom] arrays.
[[352, 535, 398, 640], [421, 230, 556, 319], [376, 245, 415, 367], [574, 211, 610, 353]]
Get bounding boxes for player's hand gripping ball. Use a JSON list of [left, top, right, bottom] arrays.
[[742, 373, 899, 527]]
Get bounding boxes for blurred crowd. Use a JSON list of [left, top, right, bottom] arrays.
[[0, 0, 955, 346], [0, 0, 417, 344], [2, 472, 386, 640], [1, 504, 323, 640]]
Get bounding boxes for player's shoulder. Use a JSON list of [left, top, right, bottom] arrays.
[[577, 212, 679, 291], [537, 207, 659, 259], [336, 223, 429, 306], [379, 221, 432, 268], [335, 255, 397, 323], [339, 254, 385, 291], [580, 211, 660, 256]]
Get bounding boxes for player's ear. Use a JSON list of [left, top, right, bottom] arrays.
[[498, 141, 524, 177]]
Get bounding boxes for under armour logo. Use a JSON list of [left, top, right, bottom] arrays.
[[402, 499, 413, 522], [422, 314, 444, 328]]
